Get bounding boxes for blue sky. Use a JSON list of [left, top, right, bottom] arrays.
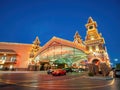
[[0, 0, 120, 65]]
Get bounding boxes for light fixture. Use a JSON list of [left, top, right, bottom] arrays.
[[114, 58, 118, 62]]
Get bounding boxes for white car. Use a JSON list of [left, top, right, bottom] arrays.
[[114, 70, 120, 78]]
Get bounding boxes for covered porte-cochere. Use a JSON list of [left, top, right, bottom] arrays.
[[28, 37, 87, 71]]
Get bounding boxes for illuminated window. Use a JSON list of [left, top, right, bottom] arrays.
[[89, 46, 93, 52], [10, 56, 16, 62], [96, 45, 99, 51], [10, 65, 13, 69], [1, 56, 6, 60], [90, 36, 94, 40], [0, 65, 3, 69]]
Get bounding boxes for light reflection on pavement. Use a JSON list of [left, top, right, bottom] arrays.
[[0, 72, 119, 90]]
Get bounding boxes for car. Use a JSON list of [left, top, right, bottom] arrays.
[[77, 68, 85, 72], [114, 69, 120, 78], [72, 68, 78, 72], [63, 68, 73, 73], [52, 69, 66, 76], [47, 69, 54, 74]]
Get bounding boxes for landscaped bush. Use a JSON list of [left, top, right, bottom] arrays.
[[88, 72, 94, 76]]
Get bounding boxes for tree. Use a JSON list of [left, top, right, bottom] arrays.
[[116, 63, 120, 70]]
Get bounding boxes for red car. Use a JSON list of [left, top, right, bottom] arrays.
[[52, 69, 66, 76]]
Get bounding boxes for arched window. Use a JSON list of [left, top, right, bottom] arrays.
[[1, 56, 6, 61], [10, 56, 16, 62]]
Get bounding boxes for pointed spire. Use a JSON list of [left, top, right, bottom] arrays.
[[74, 31, 81, 39], [31, 36, 40, 53], [29, 36, 40, 61], [86, 17, 97, 29], [74, 31, 83, 44], [88, 17, 94, 23], [33, 36, 40, 45]]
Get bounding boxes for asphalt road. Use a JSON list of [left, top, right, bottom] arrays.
[[0, 71, 119, 90]]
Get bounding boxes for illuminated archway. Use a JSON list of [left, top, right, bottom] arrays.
[[92, 59, 100, 66], [91, 59, 100, 75]]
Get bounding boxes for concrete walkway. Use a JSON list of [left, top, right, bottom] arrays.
[[82, 75, 113, 80], [0, 71, 87, 77], [0, 71, 47, 74]]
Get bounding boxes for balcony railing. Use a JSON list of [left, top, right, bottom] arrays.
[[0, 59, 16, 64]]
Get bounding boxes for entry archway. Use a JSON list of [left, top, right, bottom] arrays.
[[92, 59, 100, 65], [92, 59, 100, 75]]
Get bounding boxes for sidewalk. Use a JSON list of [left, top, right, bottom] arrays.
[[0, 71, 87, 76], [82, 75, 113, 80], [0, 71, 47, 74]]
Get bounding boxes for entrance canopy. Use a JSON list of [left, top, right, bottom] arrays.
[[34, 37, 87, 67]]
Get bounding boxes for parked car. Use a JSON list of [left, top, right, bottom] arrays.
[[63, 68, 73, 73], [47, 69, 54, 74], [77, 68, 85, 72], [72, 68, 78, 72], [114, 69, 120, 78], [52, 69, 66, 76]]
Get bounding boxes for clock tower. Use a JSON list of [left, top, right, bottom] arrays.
[[84, 17, 111, 75]]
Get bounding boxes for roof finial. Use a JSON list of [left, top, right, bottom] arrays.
[[74, 31, 83, 44], [88, 16, 94, 23], [33, 36, 40, 45]]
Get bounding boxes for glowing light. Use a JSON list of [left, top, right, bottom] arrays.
[[114, 58, 118, 61], [4, 53, 6, 56], [91, 36, 95, 40], [96, 45, 99, 51], [0, 65, 3, 69], [10, 65, 13, 69], [89, 46, 93, 52], [2, 60, 5, 64], [93, 52, 95, 55]]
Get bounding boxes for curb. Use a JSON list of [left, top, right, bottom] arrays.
[[82, 76, 113, 80], [0, 71, 47, 74]]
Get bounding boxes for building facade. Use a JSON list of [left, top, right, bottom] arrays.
[[0, 42, 32, 70], [0, 17, 111, 74], [84, 17, 110, 75]]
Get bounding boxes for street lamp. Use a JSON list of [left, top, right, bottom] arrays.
[[114, 58, 118, 68], [114, 58, 118, 62]]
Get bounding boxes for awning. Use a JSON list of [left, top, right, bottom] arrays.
[[0, 49, 17, 55]]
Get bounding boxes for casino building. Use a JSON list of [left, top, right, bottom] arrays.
[[0, 17, 111, 74]]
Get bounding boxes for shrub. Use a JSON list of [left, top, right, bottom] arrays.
[[116, 63, 120, 70], [88, 72, 94, 76]]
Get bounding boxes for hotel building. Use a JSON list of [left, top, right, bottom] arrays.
[[0, 17, 111, 74]]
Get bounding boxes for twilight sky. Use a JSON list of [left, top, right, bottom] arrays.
[[0, 0, 120, 65]]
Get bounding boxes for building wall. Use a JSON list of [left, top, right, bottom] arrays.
[[0, 42, 32, 68], [0, 53, 16, 69]]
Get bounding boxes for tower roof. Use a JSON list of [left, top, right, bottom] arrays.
[[86, 17, 97, 28], [74, 31, 81, 39], [73, 31, 83, 44], [33, 36, 40, 45], [87, 17, 94, 23]]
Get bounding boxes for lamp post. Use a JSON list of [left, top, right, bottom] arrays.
[[114, 58, 118, 68]]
